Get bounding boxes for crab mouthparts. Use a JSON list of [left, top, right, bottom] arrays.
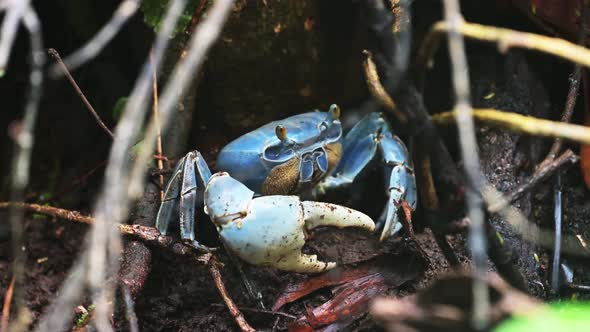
[[299, 149, 328, 182]]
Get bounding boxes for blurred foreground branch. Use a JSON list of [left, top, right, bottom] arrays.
[[441, 0, 489, 328], [6, 4, 45, 332]]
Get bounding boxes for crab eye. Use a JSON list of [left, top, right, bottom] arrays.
[[319, 122, 328, 131], [328, 104, 341, 120], [275, 125, 288, 142]]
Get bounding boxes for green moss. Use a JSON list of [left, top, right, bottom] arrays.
[[74, 304, 95, 329], [140, 0, 202, 36]]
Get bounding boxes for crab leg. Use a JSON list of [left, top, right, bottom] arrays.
[[156, 155, 186, 235], [156, 151, 212, 250], [378, 129, 417, 240], [319, 112, 417, 240]]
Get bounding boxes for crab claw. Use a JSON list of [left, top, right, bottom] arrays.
[[301, 201, 375, 232], [205, 173, 375, 273], [379, 163, 417, 241]]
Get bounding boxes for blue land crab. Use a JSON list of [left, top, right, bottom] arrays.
[[156, 105, 417, 273]]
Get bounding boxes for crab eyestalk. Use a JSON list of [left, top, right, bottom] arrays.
[[275, 125, 289, 144], [328, 104, 341, 120]]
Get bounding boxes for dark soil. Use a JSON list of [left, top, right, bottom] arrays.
[[2, 1, 590, 331]]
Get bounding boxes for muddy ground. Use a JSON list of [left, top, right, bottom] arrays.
[[2, 0, 590, 331]]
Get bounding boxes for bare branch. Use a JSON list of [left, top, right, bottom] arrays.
[[362, 50, 407, 123], [499, 150, 578, 209], [418, 20, 590, 75], [433, 108, 590, 144], [209, 258, 256, 332], [47, 48, 114, 139], [538, 67, 582, 169]]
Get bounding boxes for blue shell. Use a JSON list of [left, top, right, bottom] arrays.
[[217, 111, 342, 193]]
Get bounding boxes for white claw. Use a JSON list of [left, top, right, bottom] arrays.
[[380, 211, 401, 242], [207, 175, 376, 273], [274, 253, 337, 274], [301, 201, 375, 232]]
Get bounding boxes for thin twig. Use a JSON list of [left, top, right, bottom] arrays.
[[34, 1, 189, 331], [8, 6, 44, 332], [362, 50, 406, 123], [537, 66, 581, 170], [150, 50, 165, 201], [0, 200, 207, 257], [49, 0, 140, 76], [0, 276, 15, 332], [211, 304, 296, 320], [488, 150, 579, 212], [209, 258, 256, 332], [432, 108, 590, 145], [0, 201, 94, 223], [47, 48, 114, 139], [442, 0, 489, 328]]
